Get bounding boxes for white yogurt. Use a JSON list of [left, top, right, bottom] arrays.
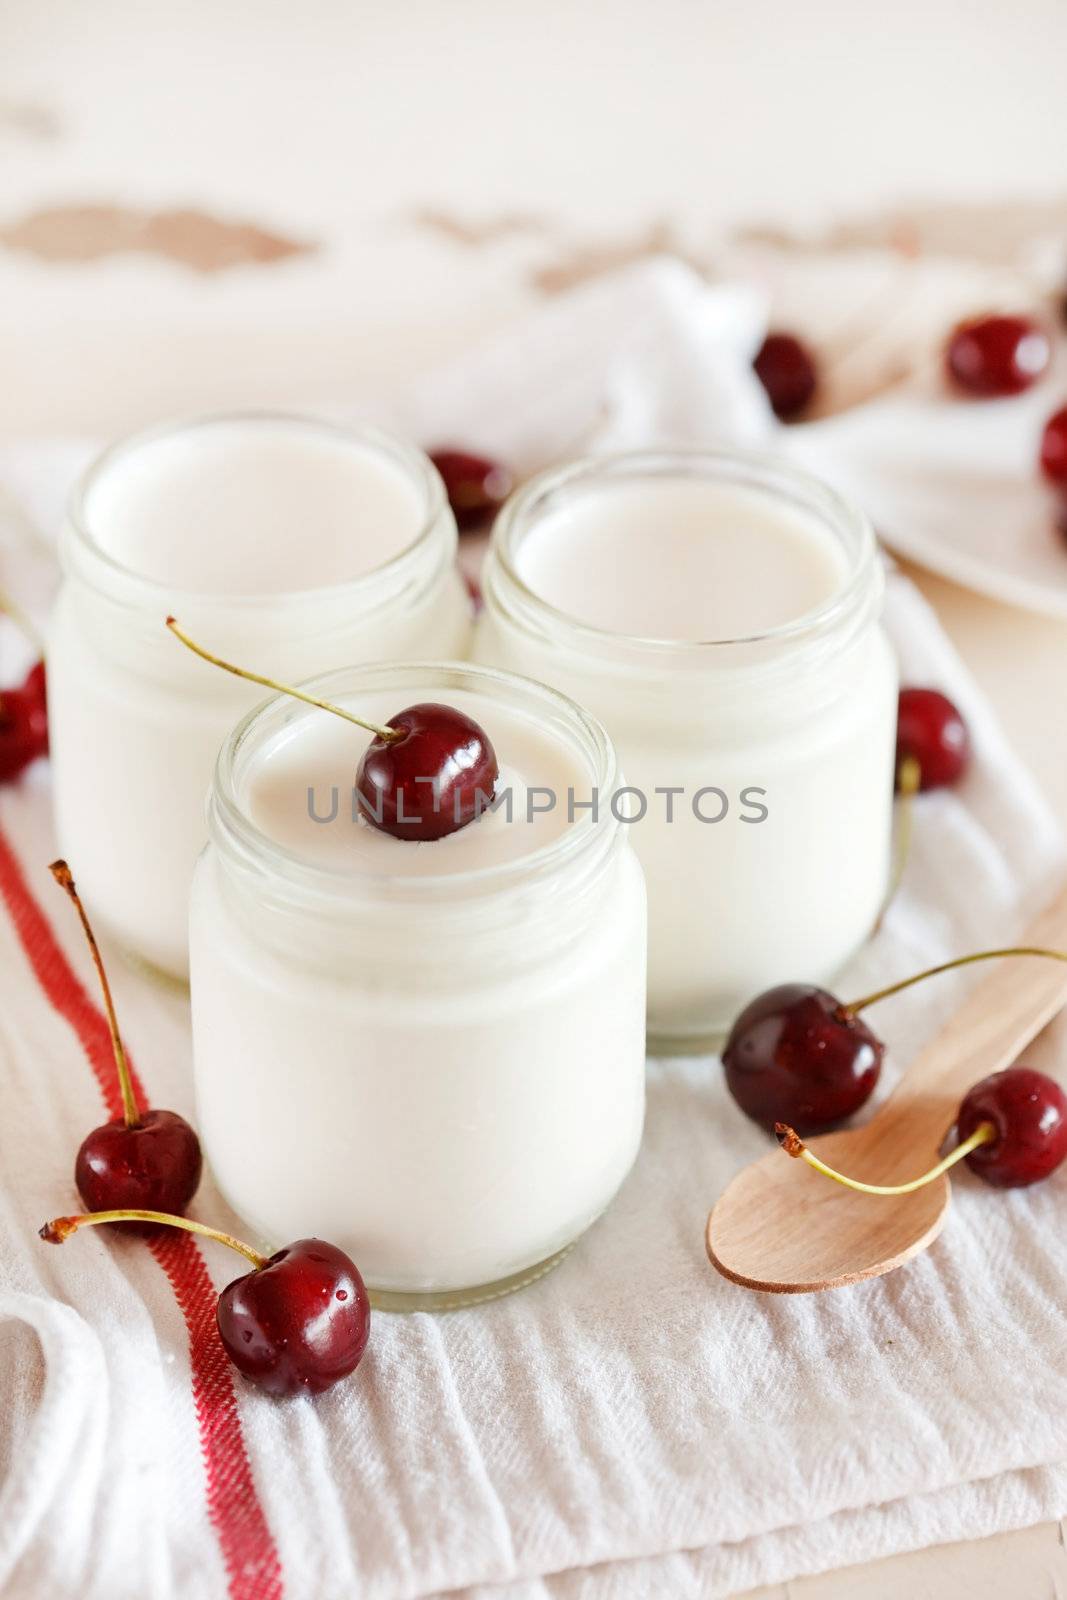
[[476, 450, 897, 1046], [515, 477, 849, 639], [189, 663, 647, 1305], [48, 415, 471, 978], [83, 417, 427, 592]]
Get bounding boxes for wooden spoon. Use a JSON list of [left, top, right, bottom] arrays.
[[706, 883, 1067, 1293]]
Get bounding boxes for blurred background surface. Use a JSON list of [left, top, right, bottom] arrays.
[[3, 0, 1066, 431]]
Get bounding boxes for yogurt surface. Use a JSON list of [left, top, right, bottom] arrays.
[[514, 477, 849, 639], [83, 416, 426, 593], [243, 686, 589, 873]]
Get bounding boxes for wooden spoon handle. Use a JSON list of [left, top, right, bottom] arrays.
[[879, 879, 1067, 1145]]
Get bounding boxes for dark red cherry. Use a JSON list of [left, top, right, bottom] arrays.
[[217, 1238, 370, 1398], [23, 658, 47, 709], [956, 1067, 1067, 1188], [0, 684, 48, 782], [753, 332, 819, 420], [356, 702, 499, 841], [896, 687, 971, 791], [722, 983, 883, 1136], [48, 859, 202, 1224], [430, 449, 513, 532], [945, 314, 1050, 398], [41, 1208, 370, 1401], [75, 1108, 202, 1218], [1039, 405, 1067, 489]]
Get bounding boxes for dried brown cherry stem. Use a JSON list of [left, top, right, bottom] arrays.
[[39, 1209, 268, 1269]]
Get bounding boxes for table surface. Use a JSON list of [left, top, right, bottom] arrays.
[[4, 3, 1067, 1593]]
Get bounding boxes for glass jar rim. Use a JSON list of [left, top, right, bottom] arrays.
[[488, 445, 879, 655], [64, 410, 450, 615], [209, 658, 623, 906]]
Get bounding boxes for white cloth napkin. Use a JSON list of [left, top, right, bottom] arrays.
[[1, 260, 1065, 1600]]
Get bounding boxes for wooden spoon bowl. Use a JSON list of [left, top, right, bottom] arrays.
[[707, 1113, 952, 1292]]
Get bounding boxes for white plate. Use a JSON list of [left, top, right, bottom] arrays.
[[790, 361, 1067, 620]]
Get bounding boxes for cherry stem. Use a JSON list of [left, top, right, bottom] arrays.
[[39, 1209, 269, 1269], [897, 755, 922, 799], [775, 1119, 996, 1195], [166, 618, 401, 743], [49, 860, 140, 1129], [842, 946, 1067, 1018], [0, 585, 45, 657], [878, 755, 921, 926]]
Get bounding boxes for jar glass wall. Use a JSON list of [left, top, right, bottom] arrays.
[[475, 448, 897, 1049], [189, 660, 648, 1309], [48, 413, 470, 978]]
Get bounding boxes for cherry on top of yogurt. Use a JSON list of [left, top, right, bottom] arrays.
[[166, 618, 498, 843], [356, 702, 499, 842]]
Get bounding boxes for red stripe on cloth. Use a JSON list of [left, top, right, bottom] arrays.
[[0, 825, 284, 1600], [0, 840, 148, 1120], [151, 1229, 285, 1600]]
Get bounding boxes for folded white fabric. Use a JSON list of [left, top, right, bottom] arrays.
[[1, 260, 1064, 1600]]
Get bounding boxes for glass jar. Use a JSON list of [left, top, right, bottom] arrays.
[[189, 661, 647, 1310], [475, 448, 897, 1050], [48, 413, 470, 978]]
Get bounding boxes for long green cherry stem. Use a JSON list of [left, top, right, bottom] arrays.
[[775, 1120, 996, 1195], [166, 617, 402, 743], [841, 946, 1067, 1018], [39, 1209, 269, 1269], [49, 860, 140, 1129]]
